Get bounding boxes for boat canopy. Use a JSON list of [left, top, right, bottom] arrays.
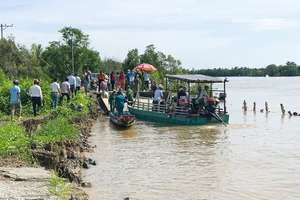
[[165, 74, 225, 83]]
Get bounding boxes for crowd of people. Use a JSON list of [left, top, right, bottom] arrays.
[[9, 72, 85, 121]]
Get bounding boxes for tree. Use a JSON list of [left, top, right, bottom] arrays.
[[42, 27, 102, 80]]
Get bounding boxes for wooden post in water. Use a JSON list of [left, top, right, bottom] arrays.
[[280, 103, 285, 115], [265, 102, 269, 112], [243, 100, 247, 111], [253, 102, 256, 112]]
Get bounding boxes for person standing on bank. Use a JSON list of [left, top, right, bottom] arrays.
[[67, 73, 76, 98], [50, 78, 61, 108], [29, 79, 43, 116], [110, 71, 116, 91], [60, 78, 71, 105], [74, 73, 81, 95], [10, 80, 22, 121]]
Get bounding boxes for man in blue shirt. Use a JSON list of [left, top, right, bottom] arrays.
[[115, 90, 126, 116], [10, 80, 22, 121]]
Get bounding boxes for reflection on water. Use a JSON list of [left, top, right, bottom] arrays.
[[83, 77, 300, 200]]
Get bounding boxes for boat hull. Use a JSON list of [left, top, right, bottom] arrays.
[[127, 106, 229, 125], [109, 112, 136, 127]]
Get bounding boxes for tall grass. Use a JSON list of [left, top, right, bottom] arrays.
[[0, 123, 30, 158], [32, 117, 80, 148]]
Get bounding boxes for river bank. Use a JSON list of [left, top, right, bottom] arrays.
[[0, 94, 102, 200]]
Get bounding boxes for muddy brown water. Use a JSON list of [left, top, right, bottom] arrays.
[[83, 77, 300, 200]]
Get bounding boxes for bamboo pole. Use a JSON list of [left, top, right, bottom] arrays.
[[280, 103, 285, 115], [265, 102, 269, 112], [242, 100, 247, 111]]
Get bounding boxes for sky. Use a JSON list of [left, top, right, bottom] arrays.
[[1, 0, 300, 70]]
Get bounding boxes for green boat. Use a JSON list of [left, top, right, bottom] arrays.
[[127, 74, 229, 126]]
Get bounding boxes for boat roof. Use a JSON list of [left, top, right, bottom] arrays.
[[165, 74, 225, 83]]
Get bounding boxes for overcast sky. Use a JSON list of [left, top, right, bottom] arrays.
[[1, 0, 300, 69]]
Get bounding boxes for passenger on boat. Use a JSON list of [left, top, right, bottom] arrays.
[[198, 85, 209, 107], [177, 86, 187, 106], [115, 90, 126, 116], [197, 86, 202, 99], [153, 86, 164, 111], [108, 90, 116, 112], [151, 81, 157, 91]]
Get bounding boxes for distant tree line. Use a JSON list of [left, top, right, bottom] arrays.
[[188, 61, 300, 77]]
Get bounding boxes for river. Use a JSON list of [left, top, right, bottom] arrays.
[[82, 77, 300, 200]]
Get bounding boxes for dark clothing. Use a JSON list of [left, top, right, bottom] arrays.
[[151, 84, 157, 91], [32, 97, 41, 116], [109, 92, 116, 112], [60, 93, 70, 105], [177, 90, 186, 99]]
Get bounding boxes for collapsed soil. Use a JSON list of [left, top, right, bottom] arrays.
[[0, 99, 102, 199]]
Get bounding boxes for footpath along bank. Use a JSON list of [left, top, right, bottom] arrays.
[[0, 92, 102, 200]]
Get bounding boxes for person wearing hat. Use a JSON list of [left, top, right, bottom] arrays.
[[29, 79, 43, 116], [115, 90, 126, 116], [10, 80, 22, 121]]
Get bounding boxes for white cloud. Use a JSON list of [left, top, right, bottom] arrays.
[[232, 18, 300, 31]]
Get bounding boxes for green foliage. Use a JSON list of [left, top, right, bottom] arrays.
[[48, 170, 73, 199], [32, 117, 79, 148], [0, 123, 30, 158]]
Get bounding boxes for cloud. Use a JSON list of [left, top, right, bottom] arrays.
[[232, 18, 300, 31]]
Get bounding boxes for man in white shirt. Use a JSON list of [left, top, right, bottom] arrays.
[[153, 86, 164, 111], [60, 78, 71, 105], [67, 73, 76, 97], [74, 73, 81, 95], [50, 78, 61, 108], [29, 79, 43, 116]]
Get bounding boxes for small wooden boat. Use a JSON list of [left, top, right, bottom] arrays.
[[109, 111, 136, 127]]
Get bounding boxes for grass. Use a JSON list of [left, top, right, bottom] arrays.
[[0, 123, 30, 159], [31, 117, 79, 149], [48, 170, 74, 199], [0, 92, 95, 160]]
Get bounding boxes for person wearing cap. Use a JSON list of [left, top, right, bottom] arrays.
[[50, 78, 61, 108], [115, 90, 126, 116], [10, 80, 22, 121], [29, 79, 43, 116]]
